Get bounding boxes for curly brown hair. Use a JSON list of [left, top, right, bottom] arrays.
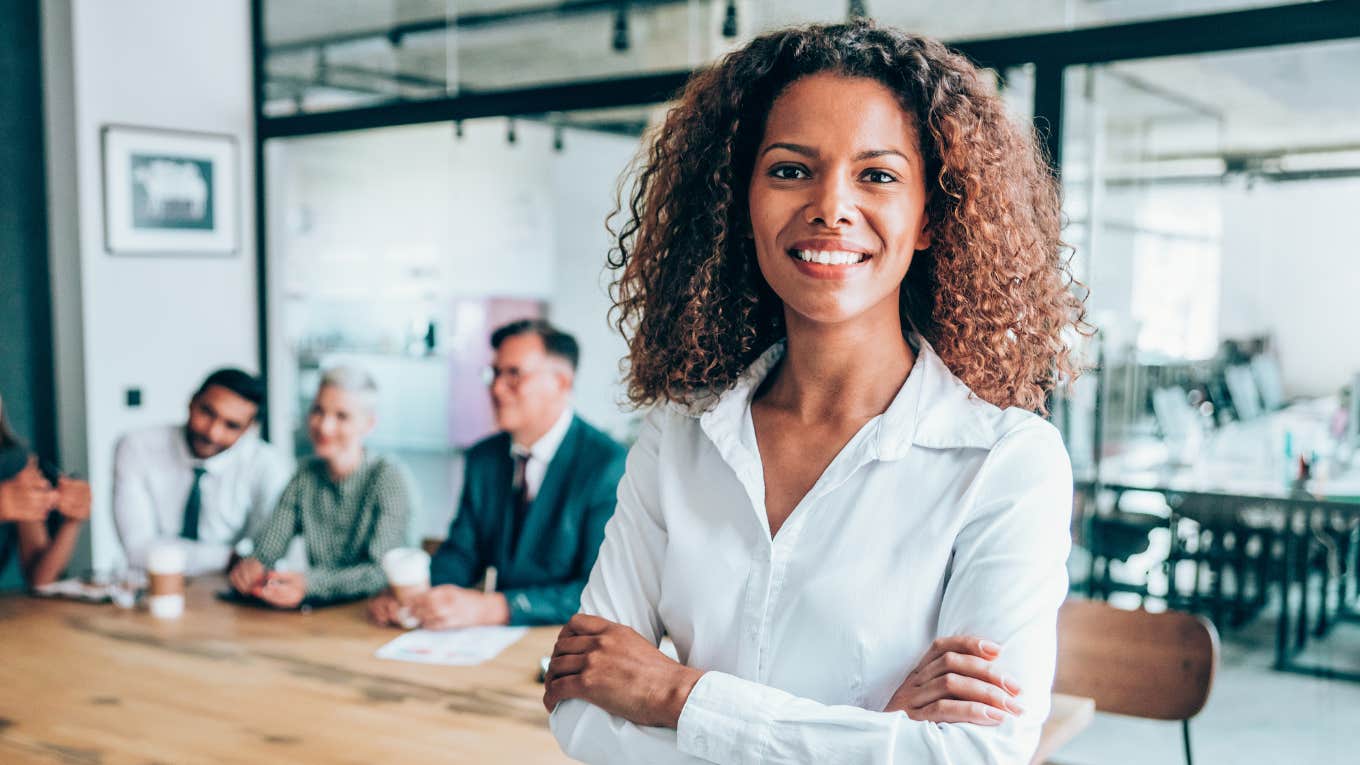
[[609, 20, 1088, 413]]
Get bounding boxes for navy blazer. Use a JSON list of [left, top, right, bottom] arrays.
[[431, 415, 627, 625]]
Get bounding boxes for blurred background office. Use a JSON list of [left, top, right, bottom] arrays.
[[2, 1, 1358, 763]]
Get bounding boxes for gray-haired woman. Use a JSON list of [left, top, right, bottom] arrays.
[[228, 366, 412, 607]]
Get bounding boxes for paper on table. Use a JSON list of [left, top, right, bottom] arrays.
[[33, 578, 113, 602], [375, 626, 528, 666]]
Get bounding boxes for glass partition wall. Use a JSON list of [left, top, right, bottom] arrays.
[[261, 1, 1320, 116], [264, 111, 651, 541], [1065, 38, 1360, 469]]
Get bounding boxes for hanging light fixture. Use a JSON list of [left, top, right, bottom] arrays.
[[453, 120, 464, 139], [314, 46, 329, 84], [553, 123, 565, 153], [612, 2, 630, 52], [722, 0, 738, 39], [848, 0, 868, 19]]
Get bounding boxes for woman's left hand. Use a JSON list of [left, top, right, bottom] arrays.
[[53, 477, 91, 521], [258, 571, 306, 609], [542, 614, 703, 728]]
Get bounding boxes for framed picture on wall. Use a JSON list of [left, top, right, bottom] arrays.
[[101, 125, 239, 255]]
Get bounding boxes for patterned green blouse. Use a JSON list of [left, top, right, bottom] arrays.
[[252, 454, 412, 601]]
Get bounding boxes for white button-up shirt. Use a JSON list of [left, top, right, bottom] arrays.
[[113, 425, 292, 575], [512, 406, 575, 502], [551, 336, 1073, 764]]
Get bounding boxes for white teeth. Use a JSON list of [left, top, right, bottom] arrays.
[[792, 250, 867, 265]]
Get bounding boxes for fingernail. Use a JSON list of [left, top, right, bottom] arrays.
[[984, 707, 1005, 722], [979, 639, 1001, 655], [1002, 675, 1022, 695], [1005, 698, 1026, 716]]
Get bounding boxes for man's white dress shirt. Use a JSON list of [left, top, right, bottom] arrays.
[[513, 407, 575, 501], [550, 335, 1074, 764], [113, 425, 292, 575]]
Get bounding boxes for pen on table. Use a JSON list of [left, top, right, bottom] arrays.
[[483, 566, 497, 595]]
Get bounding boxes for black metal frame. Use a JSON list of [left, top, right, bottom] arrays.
[[250, 0, 1360, 439]]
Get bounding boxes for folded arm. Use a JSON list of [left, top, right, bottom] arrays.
[[550, 418, 1073, 764]]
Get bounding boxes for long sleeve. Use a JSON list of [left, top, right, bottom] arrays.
[[252, 473, 303, 567], [553, 414, 1073, 765], [306, 461, 412, 601], [111, 436, 162, 570], [550, 411, 710, 764], [243, 446, 294, 549], [669, 423, 1074, 765], [429, 476, 482, 588], [503, 450, 626, 626]]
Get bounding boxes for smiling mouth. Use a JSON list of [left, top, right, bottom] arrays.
[[788, 249, 871, 265]]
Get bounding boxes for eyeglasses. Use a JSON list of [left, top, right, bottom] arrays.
[[481, 365, 546, 389]]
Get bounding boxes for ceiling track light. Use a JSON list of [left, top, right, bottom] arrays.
[[612, 2, 630, 52], [506, 118, 517, 145], [454, 120, 464, 139], [553, 123, 565, 153], [848, 0, 868, 19], [314, 47, 329, 84], [722, 0, 738, 38]]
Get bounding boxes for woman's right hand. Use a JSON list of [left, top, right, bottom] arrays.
[[884, 635, 1024, 726], [366, 590, 402, 627], [228, 556, 266, 595], [0, 457, 57, 523]]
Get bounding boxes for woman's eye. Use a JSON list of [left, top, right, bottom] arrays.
[[862, 169, 898, 184], [769, 165, 809, 180]]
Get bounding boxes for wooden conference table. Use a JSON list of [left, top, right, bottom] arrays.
[[0, 579, 1093, 764]]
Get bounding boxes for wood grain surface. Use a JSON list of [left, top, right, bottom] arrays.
[[0, 578, 569, 764]]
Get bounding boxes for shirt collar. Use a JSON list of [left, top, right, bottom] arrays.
[[315, 451, 374, 494], [695, 331, 1004, 464], [512, 406, 574, 463]]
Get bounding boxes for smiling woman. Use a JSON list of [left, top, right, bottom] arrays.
[[546, 20, 1090, 765], [611, 21, 1086, 414]]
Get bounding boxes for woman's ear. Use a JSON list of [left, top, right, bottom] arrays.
[[915, 216, 932, 251]]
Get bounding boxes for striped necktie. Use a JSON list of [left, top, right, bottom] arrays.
[[508, 450, 531, 556]]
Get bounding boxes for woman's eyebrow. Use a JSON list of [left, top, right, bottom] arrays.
[[854, 148, 910, 163], [761, 142, 818, 158], [760, 143, 912, 165]]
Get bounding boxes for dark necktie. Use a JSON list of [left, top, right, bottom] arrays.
[[181, 466, 207, 541], [508, 451, 531, 556]]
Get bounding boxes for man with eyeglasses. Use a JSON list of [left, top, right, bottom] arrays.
[[368, 319, 627, 628]]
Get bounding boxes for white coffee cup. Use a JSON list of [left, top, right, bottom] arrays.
[[146, 539, 188, 619], [381, 548, 430, 629]]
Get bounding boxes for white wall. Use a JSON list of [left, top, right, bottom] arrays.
[[547, 127, 638, 440], [44, 0, 258, 571], [1220, 177, 1360, 396]]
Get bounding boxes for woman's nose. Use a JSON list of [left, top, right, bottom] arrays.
[[805, 174, 857, 227]]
